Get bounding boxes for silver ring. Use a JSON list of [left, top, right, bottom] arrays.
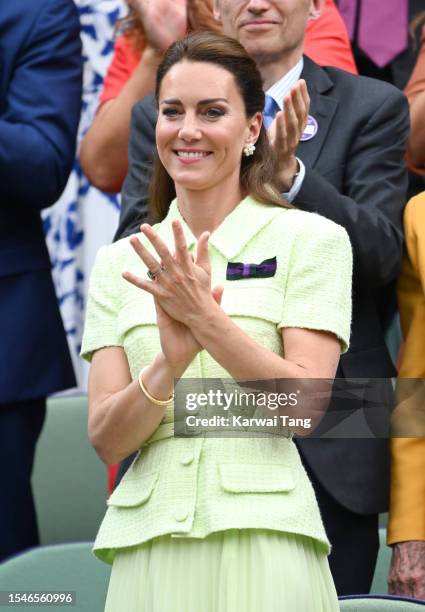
[[147, 265, 165, 280]]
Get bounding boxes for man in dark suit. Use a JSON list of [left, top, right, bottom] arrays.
[[113, 0, 409, 595], [0, 0, 82, 561]]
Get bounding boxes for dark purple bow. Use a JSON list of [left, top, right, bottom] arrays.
[[226, 256, 277, 280]]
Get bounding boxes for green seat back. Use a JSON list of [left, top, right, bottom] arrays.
[[0, 543, 110, 612], [32, 396, 106, 544], [340, 596, 425, 611], [370, 528, 392, 595]]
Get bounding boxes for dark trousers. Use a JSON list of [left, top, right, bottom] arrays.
[[302, 459, 380, 596], [0, 398, 46, 563]]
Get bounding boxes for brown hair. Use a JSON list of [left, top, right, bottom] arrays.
[[149, 31, 292, 221]]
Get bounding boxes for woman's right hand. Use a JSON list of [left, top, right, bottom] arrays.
[[154, 286, 223, 369]]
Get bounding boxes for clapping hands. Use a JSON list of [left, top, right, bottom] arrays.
[[122, 221, 223, 368], [131, 0, 188, 53]]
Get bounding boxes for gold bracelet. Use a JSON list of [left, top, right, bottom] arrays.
[[138, 366, 174, 407]]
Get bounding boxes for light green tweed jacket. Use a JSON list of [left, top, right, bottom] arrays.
[[81, 196, 352, 564]]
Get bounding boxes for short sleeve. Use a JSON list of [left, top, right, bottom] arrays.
[[80, 246, 122, 362], [278, 219, 353, 353]]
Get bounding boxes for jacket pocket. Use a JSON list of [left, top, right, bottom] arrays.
[[218, 463, 294, 493], [106, 471, 159, 508]]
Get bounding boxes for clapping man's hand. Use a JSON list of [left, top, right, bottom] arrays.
[[131, 0, 188, 53], [268, 79, 310, 192]]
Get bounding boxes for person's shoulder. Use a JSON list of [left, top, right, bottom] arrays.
[[95, 232, 148, 270], [261, 207, 351, 262], [130, 94, 157, 141], [273, 206, 348, 240], [5, 0, 65, 15], [104, 229, 155, 254], [404, 193, 425, 231], [4, 0, 78, 33], [38, 0, 79, 26], [322, 64, 406, 105], [406, 192, 425, 214], [283, 211, 353, 278], [132, 93, 157, 123], [91, 232, 159, 294], [305, 57, 405, 104]]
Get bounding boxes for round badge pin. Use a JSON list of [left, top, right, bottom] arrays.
[[300, 115, 318, 141]]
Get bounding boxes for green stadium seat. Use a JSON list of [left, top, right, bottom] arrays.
[[370, 528, 392, 595], [340, 595, 425, 610], [0, 542, 110, 612], [32, 395, 107, 544]]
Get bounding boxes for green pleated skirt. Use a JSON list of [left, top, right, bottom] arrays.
[[104, 529, 339, 612]]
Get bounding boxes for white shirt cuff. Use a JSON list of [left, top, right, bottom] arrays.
[[283, 158, 305, 202]]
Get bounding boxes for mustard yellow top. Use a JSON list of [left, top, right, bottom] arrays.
[[388, 194, 425, 544]]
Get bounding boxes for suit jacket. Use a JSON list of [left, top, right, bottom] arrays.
[[115, 56, 409, 514], [0, 0, 82, 403], [388, 194, 425, 544]]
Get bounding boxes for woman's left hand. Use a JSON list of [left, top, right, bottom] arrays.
[[123, 220, 218, 328]]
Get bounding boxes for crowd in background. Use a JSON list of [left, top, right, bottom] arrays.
[[1, 0, 425, 605]]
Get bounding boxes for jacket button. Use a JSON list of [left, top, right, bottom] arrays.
[[180, 453, 194, 466], [174, 509, 189, 522]]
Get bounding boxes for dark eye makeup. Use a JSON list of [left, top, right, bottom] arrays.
[[204, 107, 226, 118], [161, 107, 180, 117], [160, 104, 227, 119]]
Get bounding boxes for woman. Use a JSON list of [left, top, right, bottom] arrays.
[[81, 32, 352, 611]]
